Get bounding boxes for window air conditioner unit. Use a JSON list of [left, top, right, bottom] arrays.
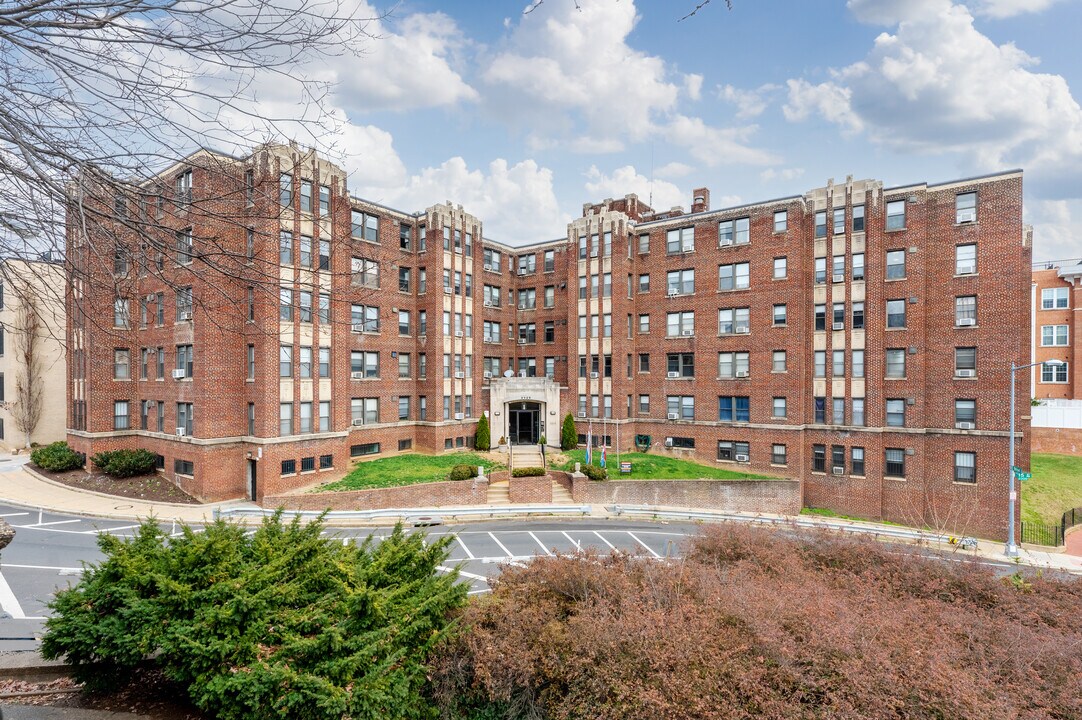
[[483, 300, 493, 307], [482, 371, 493, 380], [681, 329, 694, 336], [832, 322, 844, 330], [682, 243, 694, 253], [443, 287, 452, 294], [352, 418, 364, 426], [720, 238, 733, 247], [454, 330, 463, 337], [832, 466, 844, 475], [666, 371, 680, 378], [350, 371, 364, 379], [667, 292, 679, 299], [518, 338, 527, 344], [958, 318, 976, 327], [519, 269, 528, 275], [454, 412, 464, 420], [351, 323, 364, 333], [578, 411, 587, 418], [664, 437, 674, 447], [145, 294, 155, 302], [956, 369, 976, 378], [735, 326, 749, 334], [483, 335, 494, 343], [179, 311, 192, 321], [958, 264, 976, 275], [175, 427, 186, 437], [518, 304, 527, 310], [667, 412, 680, 420], [590, 371, 599, 378], [546, 373, 555, 379], [956, 421, 975, 430], [171, 369, 186, 379], [454, 371, 465, 379], [735, 454, 749, 463], [735, 370, 749, 378], [957, 209, 976, 223], [484, 264, 493, 271], [832, 274, 845, 283]]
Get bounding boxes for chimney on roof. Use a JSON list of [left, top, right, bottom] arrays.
[[691, 187, 710, 214]]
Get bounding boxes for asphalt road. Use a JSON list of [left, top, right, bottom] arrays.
[[0, 502, 1062, 652]]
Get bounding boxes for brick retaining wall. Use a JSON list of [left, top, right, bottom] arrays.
[[508, 474, 553, 503], [262, 477, 489, 511], [1032, 427, 1082, 456], [570, 476, 801, 515]]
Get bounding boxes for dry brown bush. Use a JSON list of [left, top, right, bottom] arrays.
[[431, 525, 1082, 720]]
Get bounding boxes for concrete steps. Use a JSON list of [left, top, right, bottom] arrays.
[[551, 480, 574, 504], [486, 479, 510, 505]]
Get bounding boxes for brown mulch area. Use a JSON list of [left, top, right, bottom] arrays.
[[0, 669, 207, 718], [31, 466, 200, 505]]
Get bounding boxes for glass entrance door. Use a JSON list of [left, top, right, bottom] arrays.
[[509, 403, 540, 444]]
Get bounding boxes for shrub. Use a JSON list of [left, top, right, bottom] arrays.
[[511, 467, 546, 477], [43, 514, 468, 720], [30, 442, 84, 472], [560, 413, 577, 451], [474, 414, 491, 451], [447, 464, 478, 482], [580, 464, 608, 481], [91, 449, 157, 478]]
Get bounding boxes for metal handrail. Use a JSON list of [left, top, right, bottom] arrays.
[[214, 504, 592, 521]]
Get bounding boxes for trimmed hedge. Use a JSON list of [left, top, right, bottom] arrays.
[[30, 442, 85, 472], [90, 449, 157, 478], [447, 464, 479, 482], [511, 467, 546, 478], [581, 464, 608, 481]]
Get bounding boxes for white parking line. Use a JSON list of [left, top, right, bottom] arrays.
[[455, 535, 475, 560], [437, 566, 488, 582], [80, 524, 140, 534], [528, 531, 553, 556], [488, 532, 514, 558], [0, 513, 29, 518], [592, 531, 616, 550], [24, 519, 83, 528], [0, 570, 26, 619], [1, 564, 83, 573], [561, 531, 582, 550], [627, 532, 661, 558]]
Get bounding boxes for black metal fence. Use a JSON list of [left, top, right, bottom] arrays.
[[1020, 521, 1064, 547]]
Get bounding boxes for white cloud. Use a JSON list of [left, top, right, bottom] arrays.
[[969, 0, 1064, 18], [655, 161, 695, 179], [663, 115, 780, 166], [783, 79, 863, 132], [334, 120, 408, 189], [760, 167, 805, 183], [684, 74, 704, 101], [584, 165, 686, 212], [718, 83, 780, 119], [1028, 200, 1082, 262], [333, 5, 477, 113]]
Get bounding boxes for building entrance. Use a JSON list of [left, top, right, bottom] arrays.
[[508, 402, 542, 445]]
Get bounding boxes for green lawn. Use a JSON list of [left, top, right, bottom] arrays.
[[554, 449, 776, 481], [317, 453, 505, 492], [800, 507, 905, 527], [1022, 453, 1082, 525]]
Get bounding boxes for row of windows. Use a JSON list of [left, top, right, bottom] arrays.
[[281, 454, 335, 476], [811, 445, 978, 483], [1041, 287, 1070, 310]]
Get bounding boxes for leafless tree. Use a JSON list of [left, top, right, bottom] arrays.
[[10, 293, 44, 448], [0, 0, 383, 337]]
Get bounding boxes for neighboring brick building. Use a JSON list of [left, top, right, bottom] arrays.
[[1031, 259, 1081, 399], [66, 144, 1031, 540]]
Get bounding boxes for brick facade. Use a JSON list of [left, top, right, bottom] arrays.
[[67, 144, 1030, 540], [1031, 264, 1081, 399]]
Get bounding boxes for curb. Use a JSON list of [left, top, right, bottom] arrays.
[[0, 652, 69, 679]]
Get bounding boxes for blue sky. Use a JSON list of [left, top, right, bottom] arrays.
[[284, 0, 1082, 259]]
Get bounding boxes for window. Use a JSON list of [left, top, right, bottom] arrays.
[[114, 246, 129, 275], [156, 346, 164, 378], [956, 244, 977, 275], [955, 347, 976, 375], [544, 285, 555, 308], [717, 396, 749, 422], [298, 347, 312, 378], [772, 444, 787, 465], [886, 199, 906, 230], [281, 459, 296, 475], [175, 170, 193, 204], [812, 445, 826, 473], [832, 255, 845, 281], [175, 286, 193, 322], [351, 257, 379, 289], [175, 459, 195, 476], [419, 396, 427, 420], [956, 296, 977, 325], [114, 298, 129, 328], [279, 345, 293, 377], [667, 353, 695, 378], [638, 353, 650, 373], [299, 235, 312, 267], [886, 399, 905, 427], [832, 302, 845, 329], [832, 445, 845, 473], [814, 304, 826, 332], [886, 250, 906, 280], [886, 299, 906, 329], [667, 395, 695, 420], [852, 253, 865, 281], [483, 248, 501, 272], [279, 173, 292, 206], [814, 397, 825, 423], [773, 257, 787, 279], [718, 217, 749, 246], [320, 453, 333, 469], [772, 351, 786, 372], [886, 349, 906, 378], [398, 310, 411, 336], [638, 314, 650, 334], [398, 223, 412, 251], [852, 350, 865, 379], [832, 350, 845, 377], [718, 307, 749, 335], [717, 441, 749, 461], [814, 351, 826, 378], [667, 269, 695, 295], [1042, 362, 1069, 383], [351, 304, 379, 333], [666, 227, 694, 254], [517, 288, 536, 309], [638, 274, 650, 293], [833, 207, 845, 235], [175, 344, 193, 378], [885, 448, 906, 478], [1041, 288, 1069, 310], [351, 443, 380, 457], [398, 267, 411, 294], [114, 400, 129, 430], [832, 398, 845, 425], [718, 262, 749, 291], [774, 210, 787, 232], [318, 184, 330, 214], [637, 394, 650, 414], [297, 291, 312, 323], [351, 210, 379, 242], [638, 233, 650, 254], [350, 350, 379, 378], [956, 192, 977, 223], [949, 451, 977, 483], [815, 257, 827, 284], [114, 349, 130, 379], [351, 398, 379, 425], [319, 347, 330, 378], [667, 311, 694, 336], [853, 302, 865, 330], [814, 210, 827, 238], [176, 402, 194, 435], [518, 323, 537, 343], [398, 396, 411, 420], [955, 399, 976, 425], [517, 254, 536, 275], [278, 288, 294, 322], [852, 205, 865, 232], [852, 398, 865, 426], [773, 304, 787, 326], [1041, 325, 1069, 346], [483, 321, 501, 344], [772, 397, 787, 418], [543, 250, 555, 272]]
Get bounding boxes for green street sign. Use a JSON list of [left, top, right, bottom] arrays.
[[1016, 472, 1032, 481], [1011, 466, 1023, 474]]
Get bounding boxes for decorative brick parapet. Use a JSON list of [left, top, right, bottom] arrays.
[[262, 476, 489, 511]]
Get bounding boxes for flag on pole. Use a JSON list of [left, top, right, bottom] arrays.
[[585, 430, 592, 465], [600, 444, 607, 468]]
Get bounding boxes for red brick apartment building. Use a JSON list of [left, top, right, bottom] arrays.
[[67, 143, 1031, 539], [1032, 260, 1081, 400]]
